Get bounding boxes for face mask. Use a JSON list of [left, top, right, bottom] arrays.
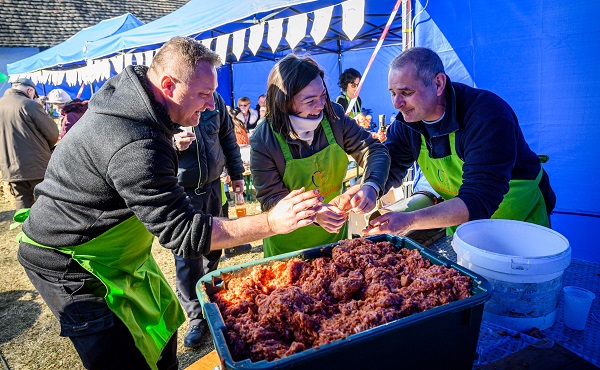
[[288, 112, 324, 145]]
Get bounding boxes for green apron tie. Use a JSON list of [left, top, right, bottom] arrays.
[[417, 132, 549, 234], [263, 118, 350, 257], [17, 212, 185, 370], [344, 91, 362, 119]]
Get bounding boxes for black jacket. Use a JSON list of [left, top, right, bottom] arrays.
[[23, 65, 212, 257], [177, 92, 244, 190]]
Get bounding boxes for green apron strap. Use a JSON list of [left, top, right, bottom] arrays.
[[344, 92, 361, 118], [417, 131, 549, 232], [263, 118, 349, 257], [272, 124, 294, 162]]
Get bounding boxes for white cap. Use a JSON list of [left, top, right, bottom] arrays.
[[46, 89, 72, 104]]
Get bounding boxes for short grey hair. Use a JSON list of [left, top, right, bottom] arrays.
[[390, 47, 445, 87]]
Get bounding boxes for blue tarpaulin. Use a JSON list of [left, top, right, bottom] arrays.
[[414, 0, 600, 262]]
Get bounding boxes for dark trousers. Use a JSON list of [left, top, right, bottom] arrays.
[[9, 179, 43, 209], [18, 243, 178, 369], [174, 180, 223, 324]]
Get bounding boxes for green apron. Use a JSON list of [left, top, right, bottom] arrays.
[[344, 92, 362, 119], [18, 214, 185, 370], [417, 132, 549, 234], [263, 118, 349, 257]]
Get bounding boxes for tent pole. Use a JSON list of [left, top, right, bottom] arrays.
[[337, 40, 342, 77], [402, 0, 413, 50], [229, 63, 234, 106]]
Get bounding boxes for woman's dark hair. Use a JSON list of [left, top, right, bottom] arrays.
[[265, 54, 337, 137], [337, 68, 362, 90]]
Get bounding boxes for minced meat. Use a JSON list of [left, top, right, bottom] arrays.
[[210, 238, 472, 362]]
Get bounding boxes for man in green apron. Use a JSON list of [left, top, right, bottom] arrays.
[[366, 47, 556, 236], [17, 37, 322, 370]]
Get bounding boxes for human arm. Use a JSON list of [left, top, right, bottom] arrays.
[[210, 188, 322, 249], [382, 120, 418, 193], [28, 100, 59, 147], [249, 125, 290, 211], [334, 105, 390, 211], [364, 197, 469, 235]]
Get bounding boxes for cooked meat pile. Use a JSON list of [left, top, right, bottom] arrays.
[[211, 238, 472, 362]]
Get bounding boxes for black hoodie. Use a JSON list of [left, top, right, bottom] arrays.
[[22, 65, 212, 257]]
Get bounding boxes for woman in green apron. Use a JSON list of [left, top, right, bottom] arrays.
[[250, 54, 391, 257], [335, 68, 363, 119]]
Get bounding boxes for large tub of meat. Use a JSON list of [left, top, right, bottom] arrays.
[[197, 235, 493, 369]]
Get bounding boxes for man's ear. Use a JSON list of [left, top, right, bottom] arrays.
[[434, 73, 447, 97], [160, 75, 175, 98]]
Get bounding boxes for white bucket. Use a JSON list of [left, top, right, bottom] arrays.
[[452, 219, 571, 332]]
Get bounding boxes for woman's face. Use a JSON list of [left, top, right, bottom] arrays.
[[346, 77, 360, 97], [292, 76, 326, 119]]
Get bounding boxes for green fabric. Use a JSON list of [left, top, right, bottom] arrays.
[[221, 181, 227, 206], [0, 72, 8, 83], [263, 118, 349, 257], [18, 213, 185, 370], [344, 91, 361, 118], [417, 132, 549, 234]]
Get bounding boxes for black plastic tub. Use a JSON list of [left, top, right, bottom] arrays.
[[197, 235, 493, 369]]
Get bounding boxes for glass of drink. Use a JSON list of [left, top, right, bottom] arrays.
[[235, 192, 246, 217]]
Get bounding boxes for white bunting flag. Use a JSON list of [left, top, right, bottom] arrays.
[[267, 18, 284, 53], [286, 13, 308, 50], [311, 6, 334, 45], [342, 0, 365, 41], [248, 23, 264, 55]]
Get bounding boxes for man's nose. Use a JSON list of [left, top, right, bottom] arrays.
[[204, 95, 216, 111], [392, 94, 405, 109]]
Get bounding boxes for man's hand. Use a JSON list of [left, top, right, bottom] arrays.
[[363, 211, 414, 236], [349, 185, 377, 214], [330, 185, 360, 213], [267, 188, 323, 234], [174, 130, 196, 151], [231, 179, 245, 194], [315, 204, 347, 233]]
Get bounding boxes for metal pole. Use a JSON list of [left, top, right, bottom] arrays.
[[402, 0, 413, 50]]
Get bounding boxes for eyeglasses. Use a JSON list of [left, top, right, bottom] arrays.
[[238, 104, 249, 107], [349, 82, 359, 88]]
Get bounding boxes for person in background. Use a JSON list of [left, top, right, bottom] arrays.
[[365, 47, 556, 237], [172, 90, 244, 348], [255, 94, 267, 119], [17, 37, 321, 370], [236, 96, 259, 131], [250, 54, 390, 257], [0, 77, 58, 210], [335, 68, 363, 119], [227, 106, 249, 145], [46, 88, 88, 139]]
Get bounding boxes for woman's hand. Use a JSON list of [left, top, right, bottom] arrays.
[[315, 204, 347, 233]]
